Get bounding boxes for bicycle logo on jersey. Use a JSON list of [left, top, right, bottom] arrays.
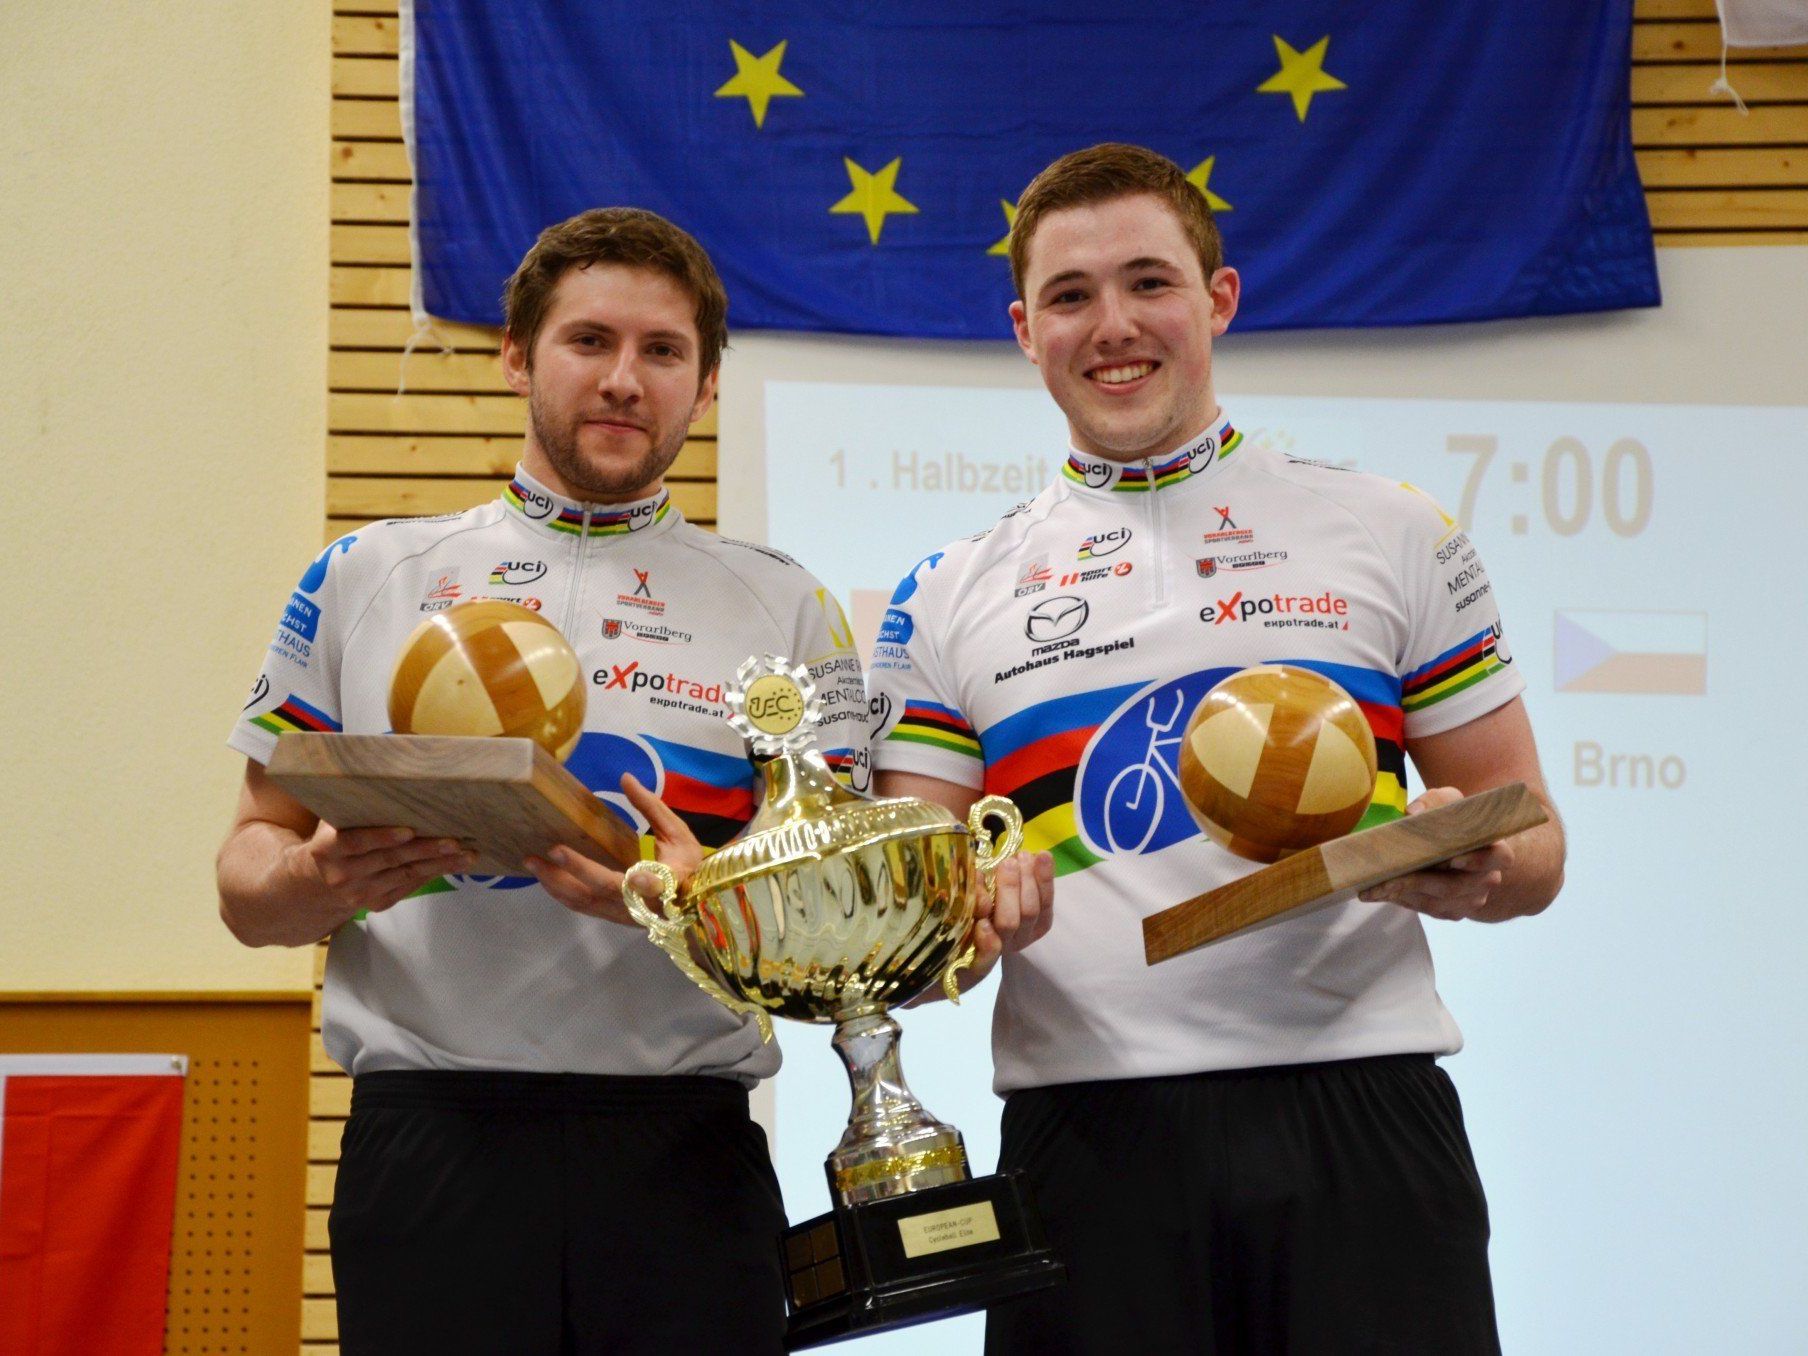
[[1076, 667, 1238, 857]]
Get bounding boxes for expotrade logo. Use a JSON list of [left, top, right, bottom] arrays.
[[1025, 595, 1089, 642], [1199, 589, 1350, 628]]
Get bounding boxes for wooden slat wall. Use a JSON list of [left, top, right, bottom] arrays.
[[308, 0, 1805, 1349]]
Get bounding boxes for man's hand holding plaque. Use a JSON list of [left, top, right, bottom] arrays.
[[265, 600, 639, 878], [524, 772, 703, 927], [1143, 665, 1549, 965]]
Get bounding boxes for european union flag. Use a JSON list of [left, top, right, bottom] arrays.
[[411, 0, 1658, 338]]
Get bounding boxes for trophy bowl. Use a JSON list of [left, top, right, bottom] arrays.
[[637, 790, 1019, 1026], [624, 656, 1060, 1345], [623, 658, 1021, 1207]]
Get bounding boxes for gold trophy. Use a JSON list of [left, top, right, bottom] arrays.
[[623, 655, 1062, 1349]]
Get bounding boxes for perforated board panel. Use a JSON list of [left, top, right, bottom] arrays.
[[0, 997, 311, 1356]]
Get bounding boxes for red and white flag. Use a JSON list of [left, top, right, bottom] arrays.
[[0, 1055, 187, 1356]]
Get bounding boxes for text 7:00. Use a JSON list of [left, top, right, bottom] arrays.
[[1445, 434, 1653, 538]]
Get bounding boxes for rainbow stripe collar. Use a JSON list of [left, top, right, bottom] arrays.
[[1061, 417, 1242, 494], [502, 471, 673, 538]]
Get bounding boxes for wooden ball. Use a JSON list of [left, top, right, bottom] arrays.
[[1177, 665, 1378, 863], [388, 600, 585, 761]]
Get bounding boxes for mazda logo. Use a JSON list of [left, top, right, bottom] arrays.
[[1025, 595, 1089, 642]]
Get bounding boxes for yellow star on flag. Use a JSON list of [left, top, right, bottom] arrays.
[[830, 157, 918, 244], [1256, 35, 1347, 122], [1186, 157, 1233, 212], [987, 199, 1018, 256], [715, 39, 803, 129]]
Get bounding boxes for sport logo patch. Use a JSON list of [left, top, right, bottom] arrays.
[[1203, 506, 1254, 547], [419, 570, 461, 612], [1015, 556, 1052, 598]]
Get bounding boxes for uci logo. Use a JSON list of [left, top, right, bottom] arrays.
[[1079, 526, 1132, 559], [520, 488, 556, 520], [492, 560, 547, 585], [868, 690, 895, 735], [1081, 461, 1114, 489], [1187, 436, 1217, 474]]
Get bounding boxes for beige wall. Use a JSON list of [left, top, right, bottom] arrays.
[[0, 4, 330, 992]]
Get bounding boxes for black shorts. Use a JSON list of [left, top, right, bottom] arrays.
[[985, 1055, 1499, 1356], [329, 1070, 787, 1356]]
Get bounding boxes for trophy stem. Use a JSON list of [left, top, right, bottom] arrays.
[[826, 1011, 969, 1207]]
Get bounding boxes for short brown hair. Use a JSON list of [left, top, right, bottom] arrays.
[[1008, 144, 1224, 301], [502, 207, 729, 377]]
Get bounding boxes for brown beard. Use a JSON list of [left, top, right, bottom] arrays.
[[526, 388, 686, 501]]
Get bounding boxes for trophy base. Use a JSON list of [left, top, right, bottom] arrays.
[[781, 1171, 1063, 1351]]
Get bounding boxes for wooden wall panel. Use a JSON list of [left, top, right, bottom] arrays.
[[307, 0, 1804, 1350]]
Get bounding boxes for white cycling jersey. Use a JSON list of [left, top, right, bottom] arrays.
[[869, 413, 1525, 1093], [230, 466, 865, 1084]]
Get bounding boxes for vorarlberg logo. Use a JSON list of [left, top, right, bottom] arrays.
[[1025, 595, 1089, 642]]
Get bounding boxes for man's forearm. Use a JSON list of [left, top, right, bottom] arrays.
[[216, 822, 353, 948], [1472, 798, 1566, 923]]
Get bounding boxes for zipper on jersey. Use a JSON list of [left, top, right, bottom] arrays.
[[561, 505, 591, 640], [1146, 458, 1169, 609]]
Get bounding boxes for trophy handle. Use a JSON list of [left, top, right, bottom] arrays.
[[935, 796, 1026, 1005], [967, 795, 1024, 868], [622, 861, 776, 1043], [940, 942, 978, 1005]]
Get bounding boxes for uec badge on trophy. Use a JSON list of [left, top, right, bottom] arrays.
[[624, 656, 1063, 1349]]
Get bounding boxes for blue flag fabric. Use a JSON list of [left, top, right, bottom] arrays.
[[410, 1, 1659, 338]]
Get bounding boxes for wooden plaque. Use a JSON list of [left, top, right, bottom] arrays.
[[1143, 782, 1549, 966], [267, 733, 640, 877]]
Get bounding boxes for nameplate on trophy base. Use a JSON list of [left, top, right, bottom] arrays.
[[1143, 781, 1550, 965], [782, 1172, 1064, 1351], [267, 732, 639, 877]]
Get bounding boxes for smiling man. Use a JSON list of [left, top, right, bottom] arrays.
[[868, 145, 1566, 1353], [217, 209, 869, 1353]]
